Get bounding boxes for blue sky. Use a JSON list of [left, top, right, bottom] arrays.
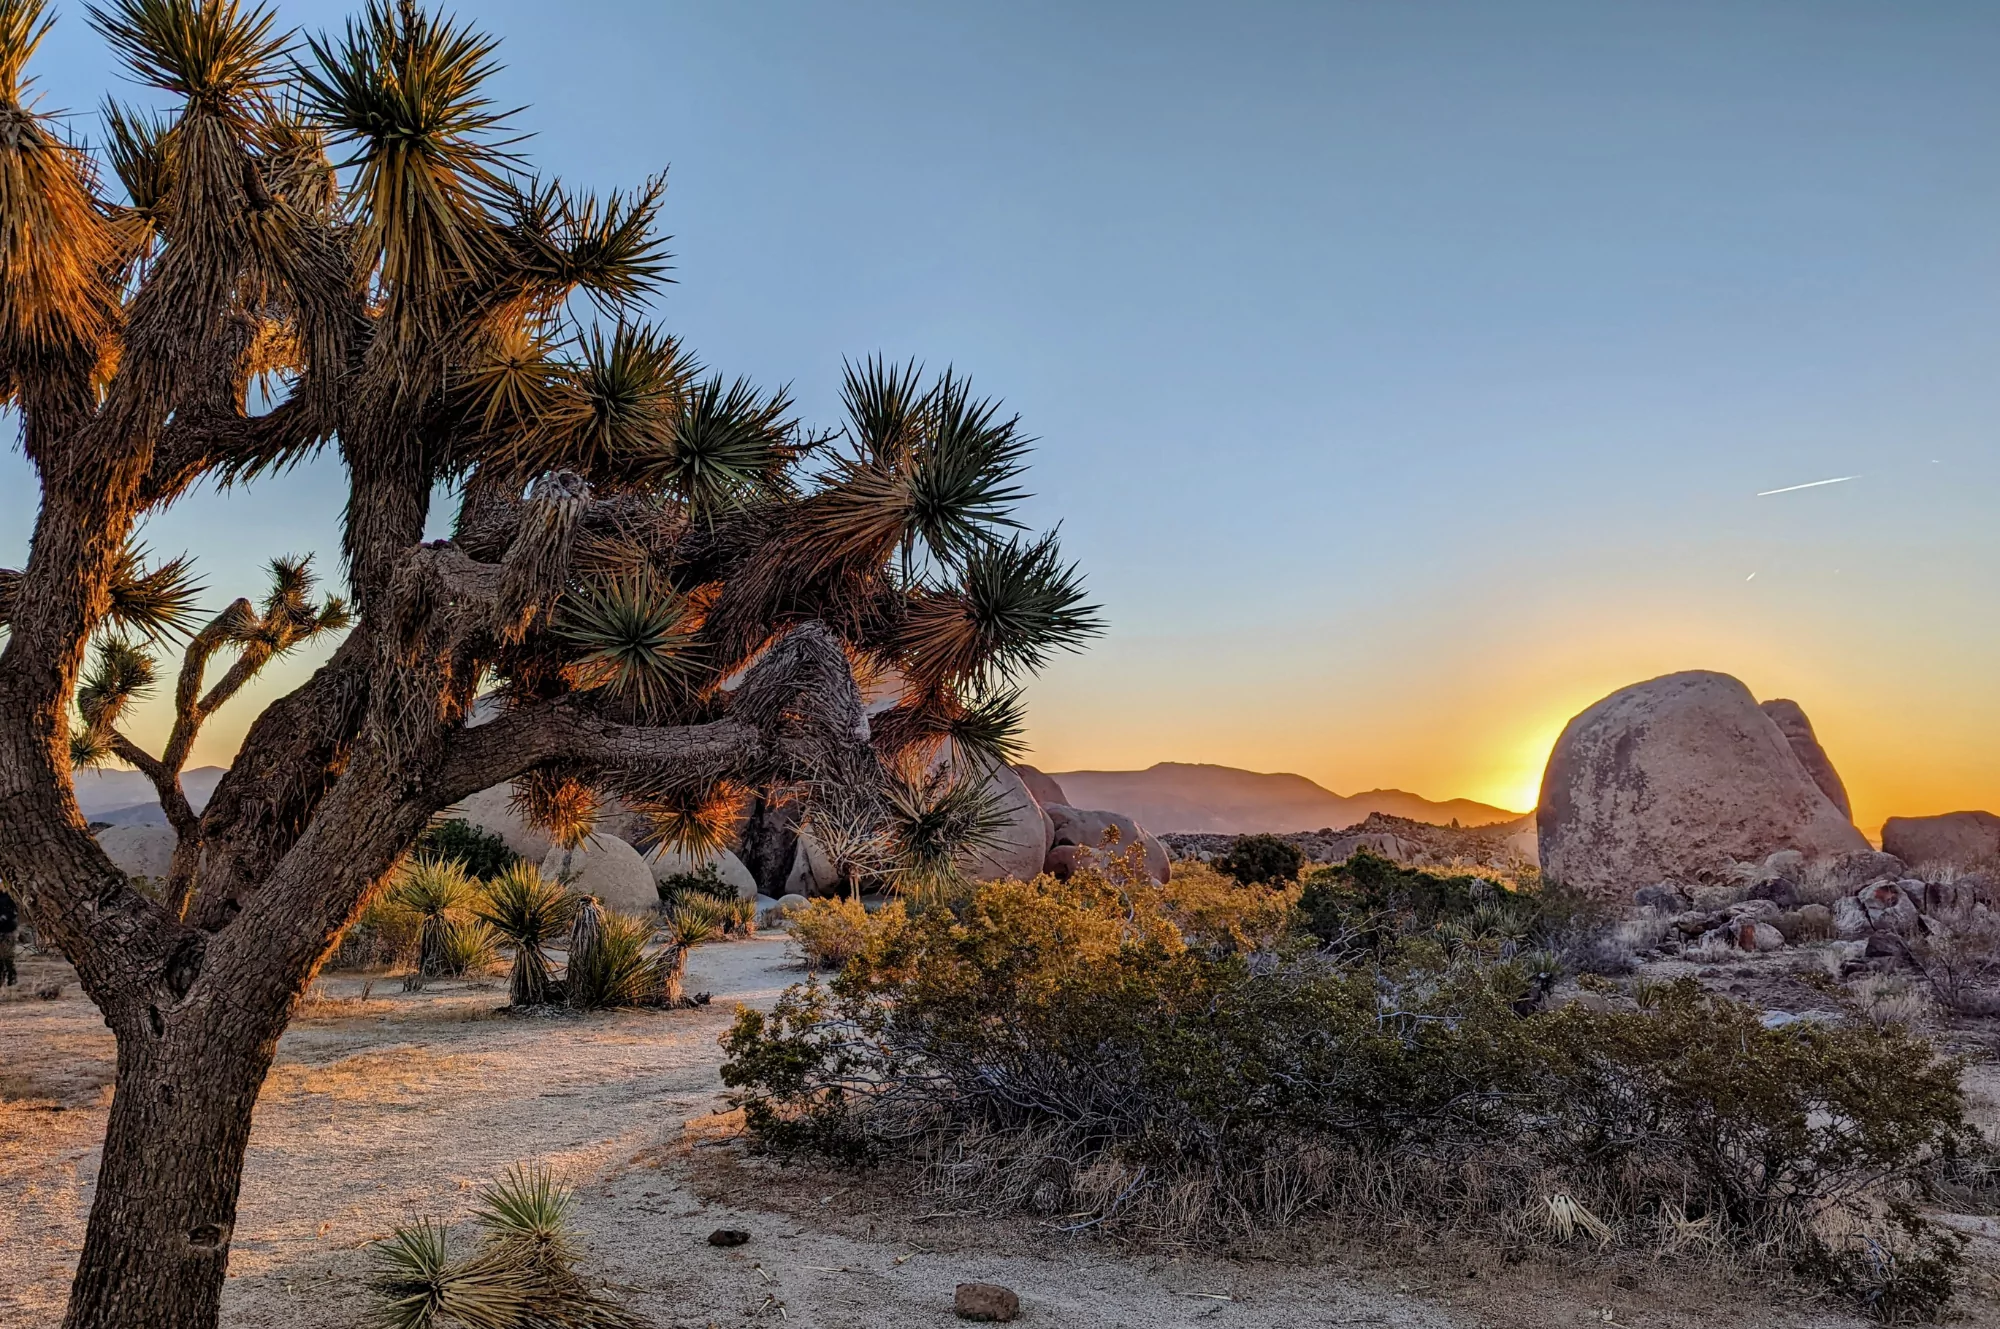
[[6, 0, 1998, 824]]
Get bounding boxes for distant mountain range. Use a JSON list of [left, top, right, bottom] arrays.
[[1045, 763, 1521, 834], [74, 766, 225, 825], [71, 761, 1518, 840]]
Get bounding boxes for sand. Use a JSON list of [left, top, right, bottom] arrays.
[[3, 936, 1993, 1329]]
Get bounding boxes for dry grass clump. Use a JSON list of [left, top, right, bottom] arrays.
[[724, 865, 1977, 1321]]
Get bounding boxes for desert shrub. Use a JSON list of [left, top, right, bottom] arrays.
[[1152, 859, 1296, 955], [388, 858, 488, 991], [565, 909, 679, 1010], [433, 916, 501, 978], [415, 819, 521, 882], [368, 1163, 641, 1328], [1214, 832, 1304, 886], [330, 893, 424, 971], [1908, 905, 2000, 1018], [665, 894, 729, 946], [790, 897, 906, 972], [656, 861, 735, 907], [723, 871, 1973, 1313], [475, 865, 577, 1007]]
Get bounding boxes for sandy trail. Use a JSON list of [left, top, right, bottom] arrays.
[[2, 937, 1982, 1329]]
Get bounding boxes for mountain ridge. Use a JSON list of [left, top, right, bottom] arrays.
[[1046, 761, 1521, 835]]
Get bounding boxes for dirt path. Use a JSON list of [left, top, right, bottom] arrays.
[[1, 938, 1985, 1329]]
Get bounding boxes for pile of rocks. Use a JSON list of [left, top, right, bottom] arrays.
[[1162, 812, 1530, 872], [1631, 847, 1995, 967]]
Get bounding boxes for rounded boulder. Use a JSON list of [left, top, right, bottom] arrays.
[[540, 834, 657, 914], [646, 845, 759, 901], [1537, 672, 1867, 901]]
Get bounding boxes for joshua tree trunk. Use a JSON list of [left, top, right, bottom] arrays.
[[63, 1008, 282, 1329]]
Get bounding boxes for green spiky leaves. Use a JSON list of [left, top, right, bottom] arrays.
[[557, 570, 700, 712], [77, 636, 158, 727], [901, 531, 1101, 692], [299, 0, 515, 300], [105, 543, 205, 640], [803, 360, 1031, 577], [87, 0, 288, 109], [883, 759, 1010, 903]]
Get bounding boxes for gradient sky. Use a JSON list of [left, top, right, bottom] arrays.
[[5, 1, 1998, 833]]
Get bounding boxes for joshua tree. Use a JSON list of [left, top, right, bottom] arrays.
[[70, 553, 348, 911], [0, 3, 1098, 1326]]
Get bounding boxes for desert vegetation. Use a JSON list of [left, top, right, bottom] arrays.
[[0, 0, 1097, 1322], [724, 851, 1987, 1321]]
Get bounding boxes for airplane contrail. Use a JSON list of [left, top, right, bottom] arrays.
[[1755, 475, 1858, 497]]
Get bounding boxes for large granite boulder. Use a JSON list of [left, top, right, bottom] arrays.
[[1045, 804, 1171, 882], [964, 762, 1054, 883], [646, 845, 760, 900], [1881, 811, 2000, 869], [1012, 764, 1070, 812], [447, 782, 554, 863], [786, 760, 1053, 895], [1538, 672, 1867, 899], [96, 825, 175, 880], [1759, 699, 1851, 820], [540, 834, 657, 914]]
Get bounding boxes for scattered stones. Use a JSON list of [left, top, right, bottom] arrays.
[[707, 1228, 751, 1247], [954, 1283, 1020, 1322], [1796, 903, 1833, 938]]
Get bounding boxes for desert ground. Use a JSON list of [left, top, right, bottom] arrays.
[[6, 932, 1992, 1329]]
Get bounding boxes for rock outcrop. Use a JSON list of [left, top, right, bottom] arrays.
[[1011, 764, 1070, 812], [447, 782, 554, 863], [1538, 672, 1867, 899], [540, 835, 657, 914], [96, 825, 175, 880], [1759, 699, 1851, 820], [1881, 811, 2000, 869], [1044, 804, 1171, 882], [646, 845, 760, 900]]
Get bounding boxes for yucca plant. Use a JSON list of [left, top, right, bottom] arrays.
[[389, 857, 481, 990], [369, 1166, 642, 1329], [564, 909, 668, 1011], [476, 864, 576, 1007], [663, 897, 722, 947], [0, 1, 1099, 1320]]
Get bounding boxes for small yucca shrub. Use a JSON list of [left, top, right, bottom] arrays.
[[566, 910, 672, 1010], [387, 858, 485, 990], [477, 865, 577, 1007], [368, 1165, 642, 1328]]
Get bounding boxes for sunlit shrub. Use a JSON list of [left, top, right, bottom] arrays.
[[723, 871, 1973, 1315], [790, 896, 906, 972]]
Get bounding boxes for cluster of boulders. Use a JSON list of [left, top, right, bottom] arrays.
[[422, 759, 1169, 922], [1631, 846, 1994, 967], [1163, 812, 1531, 871]]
